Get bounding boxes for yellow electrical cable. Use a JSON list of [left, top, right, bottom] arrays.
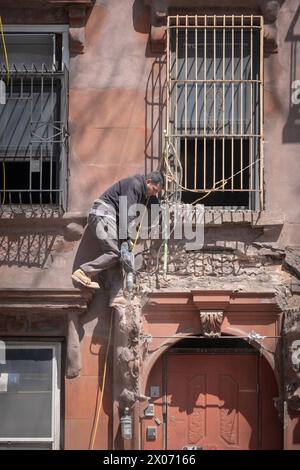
[[89, 310, 114, 450], [0, 16, 9, 205], [163, 148, 225, 202]]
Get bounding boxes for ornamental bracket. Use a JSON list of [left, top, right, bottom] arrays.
[[199, 311, 224, 338]]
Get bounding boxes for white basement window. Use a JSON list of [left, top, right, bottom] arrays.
[[0, 342, 61, 449]]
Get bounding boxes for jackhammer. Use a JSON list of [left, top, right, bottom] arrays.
[[120, 240, 135, 300]]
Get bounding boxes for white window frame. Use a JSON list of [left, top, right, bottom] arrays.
[[0, 342, 61, 450]]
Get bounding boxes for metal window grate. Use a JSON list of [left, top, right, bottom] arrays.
[[165, 15, 264, 209], [0, 63, 68, 211]]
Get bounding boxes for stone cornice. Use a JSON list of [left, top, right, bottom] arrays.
[[140, 0, 285, 53], [0, 288, 93, 315], [143, 289, 281, 313]]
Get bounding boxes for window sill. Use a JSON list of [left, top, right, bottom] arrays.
[[202, 209, 284, 227]]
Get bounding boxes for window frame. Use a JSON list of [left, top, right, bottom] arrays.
[[165, 15, 264, 211], [0, 341, 61, 450], [0, 25, 69, 212]]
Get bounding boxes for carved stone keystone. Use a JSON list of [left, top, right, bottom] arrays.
[[199, 311, 224, 338]]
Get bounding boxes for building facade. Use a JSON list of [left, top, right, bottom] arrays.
[[0, 0, 299, 450]]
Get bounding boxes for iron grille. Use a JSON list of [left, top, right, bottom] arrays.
[[166, 15, 264, 209], [0, 63, 68, 211]]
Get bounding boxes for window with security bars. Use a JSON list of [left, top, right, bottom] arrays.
[[166, 15, 263, 209], [0, 33, 68, 209]]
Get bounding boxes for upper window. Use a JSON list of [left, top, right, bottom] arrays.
[[0, 31, 68, 210], [165, 15, 263, 209]]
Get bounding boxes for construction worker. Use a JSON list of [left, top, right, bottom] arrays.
[[71, 171, 164, 303]]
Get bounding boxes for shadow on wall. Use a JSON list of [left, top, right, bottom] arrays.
[[282, 5, 300, 143], [133, 0, 166, 174], [145, 53, 166, 175], [0, 232, 57, 268]]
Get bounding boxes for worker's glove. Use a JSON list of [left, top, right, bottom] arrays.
[[127, 239, 134, 252]]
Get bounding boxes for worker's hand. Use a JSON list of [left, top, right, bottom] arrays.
[[127, 239, 134, 252]]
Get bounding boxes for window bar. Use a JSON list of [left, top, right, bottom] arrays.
[[167, 16, 172, 194], [250, 15, 253, 193], [213, 15, 216, 189], [184, 15, 188, 189], [260, 15, 264, 209], [204, 15, 207, 191], [185, 136, 187, 189], [240, 16, 244, 191], [231, 15, 234, 137], [166, 16, 170, 171], [29, 74, 33, 206], [194, 137, 198, 190], [195, 15, 198, 190], [175, 16, 179, 191], [151, 58, 154, 173], [29, 144, 33, 206], [50, 74, 54, 204], [39, 145, 43, 205], [231, 137, 234, 191], [231, 15, 234, 190], [222, 15, 225, 189]]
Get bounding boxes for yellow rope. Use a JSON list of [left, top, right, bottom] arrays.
[[0, 16, 9, 205], [89, 310, 114, 450], [163, 147, 225, 203]]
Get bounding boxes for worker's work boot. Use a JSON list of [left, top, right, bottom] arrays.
[[71, 269, 101, 289]]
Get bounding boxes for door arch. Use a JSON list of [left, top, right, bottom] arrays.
[[141, 337, 282, 450]]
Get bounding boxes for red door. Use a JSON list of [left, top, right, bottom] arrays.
[[166, 354, 265, 450]]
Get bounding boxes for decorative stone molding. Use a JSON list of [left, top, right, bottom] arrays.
[[199, 310, 224, 337], [114, 299, 145, 412], [140, 0, 285, 54], [145, 0, 167, 51], [258, 0, 283, 54], [47, 0, 92, 53]]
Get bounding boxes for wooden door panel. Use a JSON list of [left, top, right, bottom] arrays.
[[166, 354, 258, 450]]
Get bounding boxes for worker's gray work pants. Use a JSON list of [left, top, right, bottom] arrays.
[[80, 213, 120, 276]]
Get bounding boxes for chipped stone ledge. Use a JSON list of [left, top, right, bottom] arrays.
[[0, 288, 93, 315]]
